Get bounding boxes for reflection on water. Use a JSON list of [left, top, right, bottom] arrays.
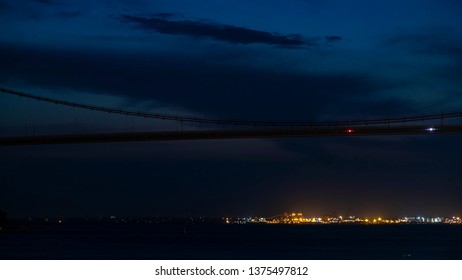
[[1, 224, 461, 259]]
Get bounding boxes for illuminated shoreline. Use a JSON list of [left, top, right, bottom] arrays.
[[226, 212, 462, 225]]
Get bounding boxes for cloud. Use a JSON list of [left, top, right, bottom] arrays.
[[0, 0, 75, 19], [384, 30, 462, 56], [151, 12, 177, 19], [382, 30, 462, 99], [325, 35, 342, 43], [121, 14, 342, 48], [0, 43, 402, 122]]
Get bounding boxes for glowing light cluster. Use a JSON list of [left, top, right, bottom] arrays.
[[224, 213, 462, 225]]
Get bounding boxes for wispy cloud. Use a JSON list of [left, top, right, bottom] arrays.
[[122, 14, 342, 48], [325, 35, 342, 43], [385, 31, 462, 56]]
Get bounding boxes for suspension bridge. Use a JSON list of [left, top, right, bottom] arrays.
[[1, 87, 462, 146]]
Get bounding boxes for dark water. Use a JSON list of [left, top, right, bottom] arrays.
[[1, 224, 461, 259]]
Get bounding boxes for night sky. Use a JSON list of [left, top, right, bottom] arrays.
[[1, 0, 462, 218]]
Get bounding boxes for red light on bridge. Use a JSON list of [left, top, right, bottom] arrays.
[[345, 129, 354, 133]]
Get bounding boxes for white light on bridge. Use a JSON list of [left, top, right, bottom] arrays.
[[426, 127, 436, 132]]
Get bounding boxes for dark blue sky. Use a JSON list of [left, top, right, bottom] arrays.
[[1, 0, 462, 218]]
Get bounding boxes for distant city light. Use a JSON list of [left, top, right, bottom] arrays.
[[345, 129, 354, 133], [426, 127, 436, 132], [224, 213, 462, 225]]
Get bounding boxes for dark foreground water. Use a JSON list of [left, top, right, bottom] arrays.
[[1, 224, 461, 259]]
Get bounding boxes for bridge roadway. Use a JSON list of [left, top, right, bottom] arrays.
[[1, 125, 462, 146]]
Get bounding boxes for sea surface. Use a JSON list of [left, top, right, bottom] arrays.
[[1, 224, 461, 259]]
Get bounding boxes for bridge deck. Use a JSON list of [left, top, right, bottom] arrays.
[[1, 125, 462, 146]]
